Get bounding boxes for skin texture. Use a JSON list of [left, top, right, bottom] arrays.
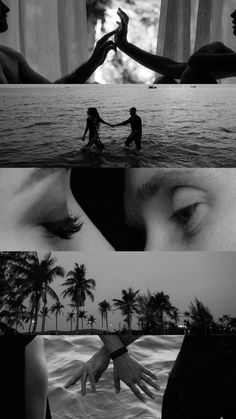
[[0, 168, 113, 251], [65, 336, 160, 403], [25, 337, 48, 419], [125, 168, 236, 251], [0, 1, 117, 83]]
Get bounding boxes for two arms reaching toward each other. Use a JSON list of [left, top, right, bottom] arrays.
[[12, 30, 117, 84], [115, 8, 236, 82], [65, 335, 160, 402]]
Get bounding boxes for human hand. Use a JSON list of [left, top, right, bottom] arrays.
[[113, 353, 160, 402], [90, 30, 117, 67], [115, 8, 129, 49], [65, 346, 110, 396]]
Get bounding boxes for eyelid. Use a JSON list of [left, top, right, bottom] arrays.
[[171, 186, 207, 213], [42, 214, 83, 240]]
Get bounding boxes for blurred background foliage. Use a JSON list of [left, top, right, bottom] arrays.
[[86, 0, 161, 83]]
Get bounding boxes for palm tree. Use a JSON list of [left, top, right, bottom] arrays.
[[79, 310, 87, 333], [188, 298, 214, 334], [218, 314, 232, 333], [148, 292, 175, 333], [39, 307, 51, 332], [87, 315, 96, 333], [62, 264, 96, 334], [66, 311, 75, 332], [51, 301, 64, 334], [98, 299, 111, 333], [11, 253, 65, 333], [113, 287, 139, 335]]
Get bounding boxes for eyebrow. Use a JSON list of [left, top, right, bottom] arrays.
[[134, 169, 197, 201], [124, 169, 198, 226], [15, 168, 68, 194]]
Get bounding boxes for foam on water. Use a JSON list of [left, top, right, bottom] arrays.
[[0, 86, 236, 167]]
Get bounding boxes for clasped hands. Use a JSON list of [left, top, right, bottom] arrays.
[[65, 344, 160, 403]]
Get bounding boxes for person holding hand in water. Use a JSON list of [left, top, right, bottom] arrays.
[[82, 108, 113, 151], [114, 107, 142, 151], [114, 7, 236, 84]]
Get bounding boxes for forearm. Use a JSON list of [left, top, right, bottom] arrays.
[[119, 41, 187, 78], [55, 57, 98, 84]]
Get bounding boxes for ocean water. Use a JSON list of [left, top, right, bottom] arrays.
[[0, 85, 236, 168], [45, 335, 183, 419]]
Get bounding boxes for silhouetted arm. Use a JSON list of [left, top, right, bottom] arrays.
[[82, 122, 89, 140], [56, 30, 117, 83], [18, 30, 117, 84], [99, 117, 114, 127], [114, 118, 131, 127], [115, 8, 187, 79]]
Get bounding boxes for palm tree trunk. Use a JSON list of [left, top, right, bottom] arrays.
[[76, 305, 80, 334], [101, 315, 104, 334], [70, 319, 72, 332], [128, 313, 132, 335], [32, 296, 40, 333], [41, 301, 47, 333], [105, 313, 109, 334], [56, 314, 58, 334]]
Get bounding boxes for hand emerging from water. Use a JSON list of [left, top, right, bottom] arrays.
[[115, 8, 129, 50], [90, 30, 117, 68], [113, 353, 160, 402], [65, 345, 110, 396]]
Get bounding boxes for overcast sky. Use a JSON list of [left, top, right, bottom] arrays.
[[32, 252, 236, 333]]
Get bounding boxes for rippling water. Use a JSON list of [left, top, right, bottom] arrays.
[[0, 85, 236, 167], [45, 335, 183, 419]]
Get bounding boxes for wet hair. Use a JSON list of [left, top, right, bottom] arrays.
[[130, 107, 137, 113]]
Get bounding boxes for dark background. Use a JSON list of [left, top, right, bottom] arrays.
[[71, 169, 145, 250]]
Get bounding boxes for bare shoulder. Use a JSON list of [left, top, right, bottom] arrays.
[[0, 44, 23, 60]]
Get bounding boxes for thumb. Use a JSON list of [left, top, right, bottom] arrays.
[[113, 369, 121, 393]]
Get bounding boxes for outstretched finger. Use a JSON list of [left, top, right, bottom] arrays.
[[142, 367, 158, 380], [127, 382, 146, 403], [141, 374, 161, 391], [81, 369, 88, 396], [88, 369, 96, 393], [113, 370, 121, 393], [117, 8, 129, 24], [65, 368, 82, 388], [137, 381, 155, 399], [97, 29, 118, 46]]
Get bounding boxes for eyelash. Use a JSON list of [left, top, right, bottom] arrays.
[[42, 214, 83, 240], [171, 203, 198, 231]]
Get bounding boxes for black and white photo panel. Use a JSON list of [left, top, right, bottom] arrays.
[[1, 251, 236, 335], [1, 0, 236, 84], [1, 167, 236, 251], [1, 85, 236, 167]]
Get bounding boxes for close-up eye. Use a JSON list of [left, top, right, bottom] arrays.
[[170, 187, 208, 236], [42, 214, 83, 240]]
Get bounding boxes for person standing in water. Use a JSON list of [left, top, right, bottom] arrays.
[[114, 107, 142, 150], [82, 108, 113, 151]]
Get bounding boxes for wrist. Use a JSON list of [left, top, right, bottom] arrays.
[[110, 346, 128, 360], [117, 40, 129, 51]]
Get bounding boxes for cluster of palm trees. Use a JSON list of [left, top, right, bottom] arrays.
[[0, 252, 235, 335]]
